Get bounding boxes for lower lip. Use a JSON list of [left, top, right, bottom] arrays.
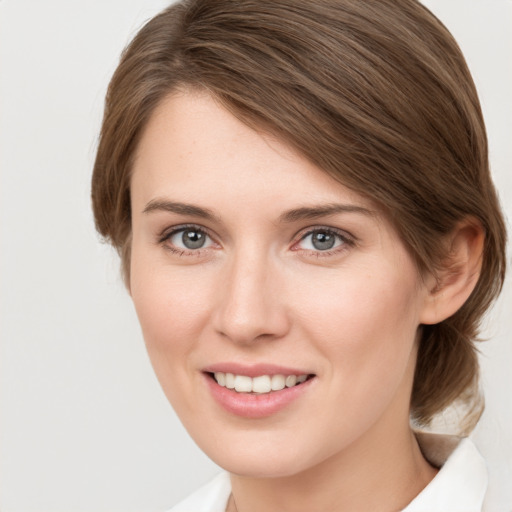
[[203, 373, 315, 419]]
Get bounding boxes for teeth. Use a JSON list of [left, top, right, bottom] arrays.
[[285, 375, 297, 387], [271, 374, 285, 391], [212, 372, 310, 394], [225, 373, 235, 389], [234, 375, 252, 392], [252, 375, 271, 393]]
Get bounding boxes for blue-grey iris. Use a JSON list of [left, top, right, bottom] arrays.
[[312, 230, 336, 250], [182, 229, 206, 249]]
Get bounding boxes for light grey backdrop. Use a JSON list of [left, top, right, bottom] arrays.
[[1, 1, 511, 511]]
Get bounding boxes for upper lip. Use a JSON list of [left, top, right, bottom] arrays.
[[202, 362, 314, 378]]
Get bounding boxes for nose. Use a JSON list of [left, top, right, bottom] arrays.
[[212, 249, 290, 345]]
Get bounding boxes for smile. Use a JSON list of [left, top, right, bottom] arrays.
[[212, 372, 310, 394], [203, 367, 316, 418]]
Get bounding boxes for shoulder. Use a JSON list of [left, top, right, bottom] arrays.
[[166, 472, 231, 512]]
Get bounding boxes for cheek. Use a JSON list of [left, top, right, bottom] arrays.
[[287, 265, 423, 452], [129, 257, 219, 416], [293, 261, 423, 384], [129, 251, 214, 363]]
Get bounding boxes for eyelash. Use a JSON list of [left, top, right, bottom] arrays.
[[158, 224, 216, 257], [292, 227, 355, 257], [158, 224, 355, 258]]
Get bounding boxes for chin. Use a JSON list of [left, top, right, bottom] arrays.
[[194, 431, 320, 479], [217, 456, 308, 479]]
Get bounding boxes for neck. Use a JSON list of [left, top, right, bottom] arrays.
[[228, 421, 437, 512]]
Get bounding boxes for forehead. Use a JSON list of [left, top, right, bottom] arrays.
[[131, 90, 378, 216]]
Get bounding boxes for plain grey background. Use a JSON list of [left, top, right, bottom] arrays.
[[1, 1, 511, 511]]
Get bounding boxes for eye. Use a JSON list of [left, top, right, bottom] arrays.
[[165, 226, 215, 251], [294, 228, 351, 253]]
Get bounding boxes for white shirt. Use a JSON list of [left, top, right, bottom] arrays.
[[167, 433, 488, 512]]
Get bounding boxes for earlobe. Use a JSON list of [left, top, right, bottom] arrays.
[[420, 219, 484, 325]]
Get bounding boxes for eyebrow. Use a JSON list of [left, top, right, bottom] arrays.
[[143, 199, 375, 223], [278, 203, 376, 223], [143, 199, 219, 221]]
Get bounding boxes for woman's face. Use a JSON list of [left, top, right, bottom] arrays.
[[130, 91, 432, 477]]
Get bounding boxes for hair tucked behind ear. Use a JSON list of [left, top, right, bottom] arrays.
[[91, 0, 507, 433]]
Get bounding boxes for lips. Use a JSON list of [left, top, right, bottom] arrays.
[[202, 363, 316, 418], [203, 362, 314, 378]]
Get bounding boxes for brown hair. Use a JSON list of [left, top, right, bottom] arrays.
[[91, 0, 507, 432]]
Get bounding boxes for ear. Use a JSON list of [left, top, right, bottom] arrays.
[[420, 219, 484, 325], [122, 234, 132, 296]]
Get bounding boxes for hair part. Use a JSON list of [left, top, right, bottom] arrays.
[[91, 0, 507, 432]]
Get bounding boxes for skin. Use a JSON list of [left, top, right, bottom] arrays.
[[128, 90, 480, 512]]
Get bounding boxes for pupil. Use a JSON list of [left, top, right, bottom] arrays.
[[312, 231, 335, 250], [182, 230, 205, 249]]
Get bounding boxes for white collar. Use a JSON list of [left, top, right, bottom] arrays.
[[404, 432, 488, 511]]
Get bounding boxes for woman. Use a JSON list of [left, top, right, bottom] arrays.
[[91, 1, 507, 510]]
